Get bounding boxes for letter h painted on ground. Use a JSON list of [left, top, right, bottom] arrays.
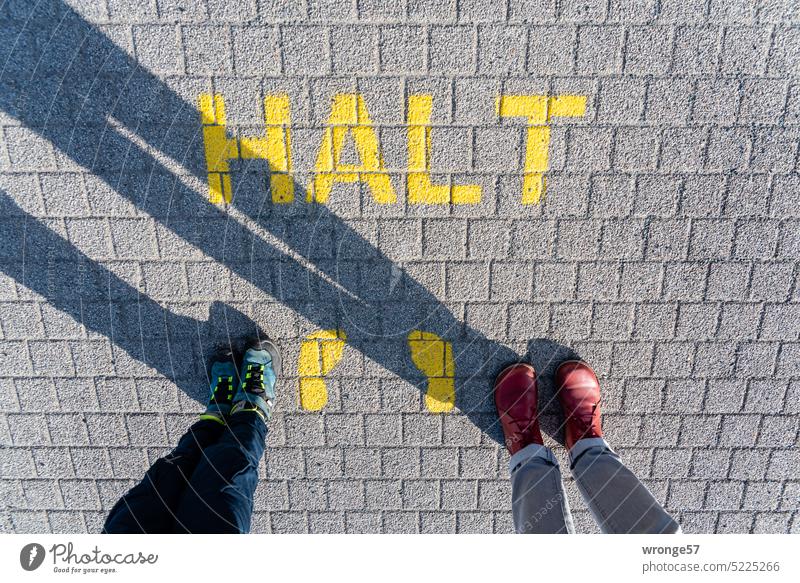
[[199, 94, 293, 204]]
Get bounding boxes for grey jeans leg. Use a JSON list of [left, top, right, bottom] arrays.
[[509, 443, 574, 534], [570, 438, 680, 534]]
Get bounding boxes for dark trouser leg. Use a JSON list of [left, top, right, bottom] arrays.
[[102, 419, 224, 533], [172, 411, 267, 533]]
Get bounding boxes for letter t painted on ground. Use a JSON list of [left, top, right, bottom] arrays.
[[496, 95, 587, 204]]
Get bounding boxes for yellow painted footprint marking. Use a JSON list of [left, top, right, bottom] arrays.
[[298, 329, 347, 411], [407, 331, 455, 413]]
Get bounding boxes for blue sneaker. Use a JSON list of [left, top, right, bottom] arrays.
[[200, 347, 237, 425], [230, 338, 281, 422]]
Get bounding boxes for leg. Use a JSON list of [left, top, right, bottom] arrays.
[[556, 360, 680, 534], [570, 438, 680, 534], [172, 411, 267, 533], [494, 363, 572, 533], [510, 443, 574, 534], [102, 419, 224, 533]]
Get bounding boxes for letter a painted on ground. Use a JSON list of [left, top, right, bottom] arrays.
[[309, 94, 396, 204]]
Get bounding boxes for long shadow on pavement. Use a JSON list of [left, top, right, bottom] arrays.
[[0, 1, 576, 442]]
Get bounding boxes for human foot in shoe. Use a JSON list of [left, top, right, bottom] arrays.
[[555, 360, 603, 451], [494, 363, 543, 455], [230, 338, 281, 422], [200, 347, 237, 425]]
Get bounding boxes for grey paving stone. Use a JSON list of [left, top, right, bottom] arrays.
[[567, 128, 612, 171], [71, 448, 113, 480], [600, 219, 645, 260], [365, 479, 402, 509], [510, 219, 554, 259], [690, 449, 731, 479], [625, 26, 673, 74], [308, 511, 346, 533], [719, 414, 762, 447], [288, 480, 327, 510], [182, 26, 232, 74], [382, 510, 418, 532], [752, 512, 792, 533], [305, 447, 343, 478], [761, 304, 800, 340], [133, 25, 182, 73], [7, 414, 50, 446], [477, 479, 511, 510], [379, 26, 426, 73], [402, 479, 439, 510], [776, 344, 800, 379], [576, 25, 623, 74], [667, 480, 707, 511], [556, 219, 601, 260], [729, 449, 770, 480], [645, 78, 692, 123], [489, 261, 532, 300], [661, 128, 708, 172], [706, 128, 751, 172], [779, 481, 800, 511], [420, 510, 455, 533], [768, 26, 800, 75], [345, 510, 382, 533], [620, 263, 662, 301], [716, 511, 751, 532], [327, 480, 365, 511], [673, 26, 720, 74], [740, 79, 789, 123], [382, 447, 420, 478], [694, 79, 740, 124], [478, 26, 526, 73], [330, 25, 377, 74], [454, 509, 490, 532], [9, 511, 50, 533], [507, 0, 556, 22], [527, 26, 575, 74], [666, 379, 706, 413], [614, 129, 659, 173], [268, 510, 305, 533], [446, 261, 489, 301], [734, 221, 779, 259], [717, 304, 762, 341], [281, 26, 329, 75], [598, 78, 647, 123], [633, 304, 676, 340], [767, 450, 800, 480], [706, 481, 745, 511]]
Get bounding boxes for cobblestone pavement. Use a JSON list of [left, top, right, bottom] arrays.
[[0, 0, 798, 534]]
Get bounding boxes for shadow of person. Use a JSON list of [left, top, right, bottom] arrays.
[[0, 188, 271, 405], [0, 0, 531, 442]]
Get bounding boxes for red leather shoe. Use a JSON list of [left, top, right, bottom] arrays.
[[555, 360, 603, 451], [494, 363, 543, 454]]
